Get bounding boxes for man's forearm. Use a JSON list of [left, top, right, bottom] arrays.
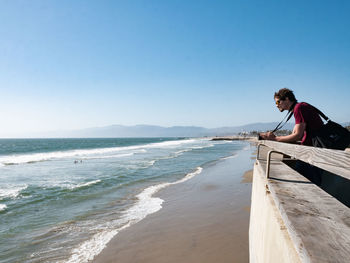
[[276, 133, 302, 143]]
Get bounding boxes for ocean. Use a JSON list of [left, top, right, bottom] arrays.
[[0, 137, 249, 263]]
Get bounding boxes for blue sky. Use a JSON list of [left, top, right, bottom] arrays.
[[1, 0, 349, 136]]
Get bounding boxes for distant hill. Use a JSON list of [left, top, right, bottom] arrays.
[[8, 121, 349, 138], [21, 123, 294, 138]]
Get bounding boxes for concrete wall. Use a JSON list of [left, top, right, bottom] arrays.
[[249, 162, 301, 263]]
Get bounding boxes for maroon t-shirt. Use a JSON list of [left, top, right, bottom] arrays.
[[293, 102, 324, 145]]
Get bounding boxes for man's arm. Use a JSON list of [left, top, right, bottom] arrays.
[[275, 123, 306, 143], [261, 123, 306, 143]]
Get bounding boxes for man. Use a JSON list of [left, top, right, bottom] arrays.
[[261, 88, 323, 145], [260, 88, 324, 185]]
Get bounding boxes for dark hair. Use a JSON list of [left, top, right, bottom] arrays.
[[274, 88, 297, 102]]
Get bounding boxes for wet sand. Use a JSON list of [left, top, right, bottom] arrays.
[[241, 169, 253, 184], [94, 146, 255, 263]]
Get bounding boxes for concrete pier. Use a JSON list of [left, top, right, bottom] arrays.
[[249, 162, 300, 263], [249, 141, 350, 263]]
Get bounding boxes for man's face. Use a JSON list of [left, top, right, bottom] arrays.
[[274, 97, 290, 112]]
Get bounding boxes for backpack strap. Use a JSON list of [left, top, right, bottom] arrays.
[[310, 105, 330, 122], [272, 103, 329, 133], [272, 101, 297, 133]]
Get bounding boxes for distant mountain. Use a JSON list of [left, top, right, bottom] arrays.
[[9, 121, 349, 138], [22, 123, 295, 138], [71, 125, 209, 137]]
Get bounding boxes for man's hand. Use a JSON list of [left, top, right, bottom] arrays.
[[259, 132, 276, 141]]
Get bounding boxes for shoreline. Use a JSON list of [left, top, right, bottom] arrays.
[[94, 144, 255, 263], [211, 136, 257, 142]]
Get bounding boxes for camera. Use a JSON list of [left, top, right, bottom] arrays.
[[258, 132, 268, 140]]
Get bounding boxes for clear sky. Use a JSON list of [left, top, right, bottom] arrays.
[[1, 0, 349, 136]]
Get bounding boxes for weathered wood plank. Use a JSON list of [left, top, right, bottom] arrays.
[[259, 140, 350, 181], [256, 160, 350, 263]]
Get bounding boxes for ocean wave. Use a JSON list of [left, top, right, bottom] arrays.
[[80, 153, 135, 160], [120, 159, 158, 171], [64, 167, 203, 263], [220, 154, 238, 160], [0, 139, 201, 166], [159, 143, 215, 160], [67, 180, 102, 190], [0, 204, 7, 211], [0, 148, 134, 166], [0, 185, 28, 200], [191, 144, 215, 149], [148, 160, 156, 166], [145, 139, 196, 148]]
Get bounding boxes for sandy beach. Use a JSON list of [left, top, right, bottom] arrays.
[[94, 144, 255, 263]]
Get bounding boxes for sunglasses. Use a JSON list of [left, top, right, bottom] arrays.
[[275, 99, 284, 105]]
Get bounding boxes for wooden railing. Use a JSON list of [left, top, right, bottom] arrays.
[[251, 140, 350, 262], [258, 140, 350, 180]]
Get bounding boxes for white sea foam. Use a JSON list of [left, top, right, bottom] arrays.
[[242, 144, 252, 151], [163, 143, 215, 159], [0, 139, 200, 166], [67, 180, 102, 190], [191, 144, 215, 149], [80, 153, 135, 160], [64, 167, 203, 263], [0, 204, 7, 211], [148, 160, 156, 166], [221, 154, 238, 160], [0, 185, 28, 200], [145, 139, 196, 148], [0, 148, 128, 165]]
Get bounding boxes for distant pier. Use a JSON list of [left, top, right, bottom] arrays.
[[211, 136, 257, 141]]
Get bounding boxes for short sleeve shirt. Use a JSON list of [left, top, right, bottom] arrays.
[[293, 102, 324, 145]]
